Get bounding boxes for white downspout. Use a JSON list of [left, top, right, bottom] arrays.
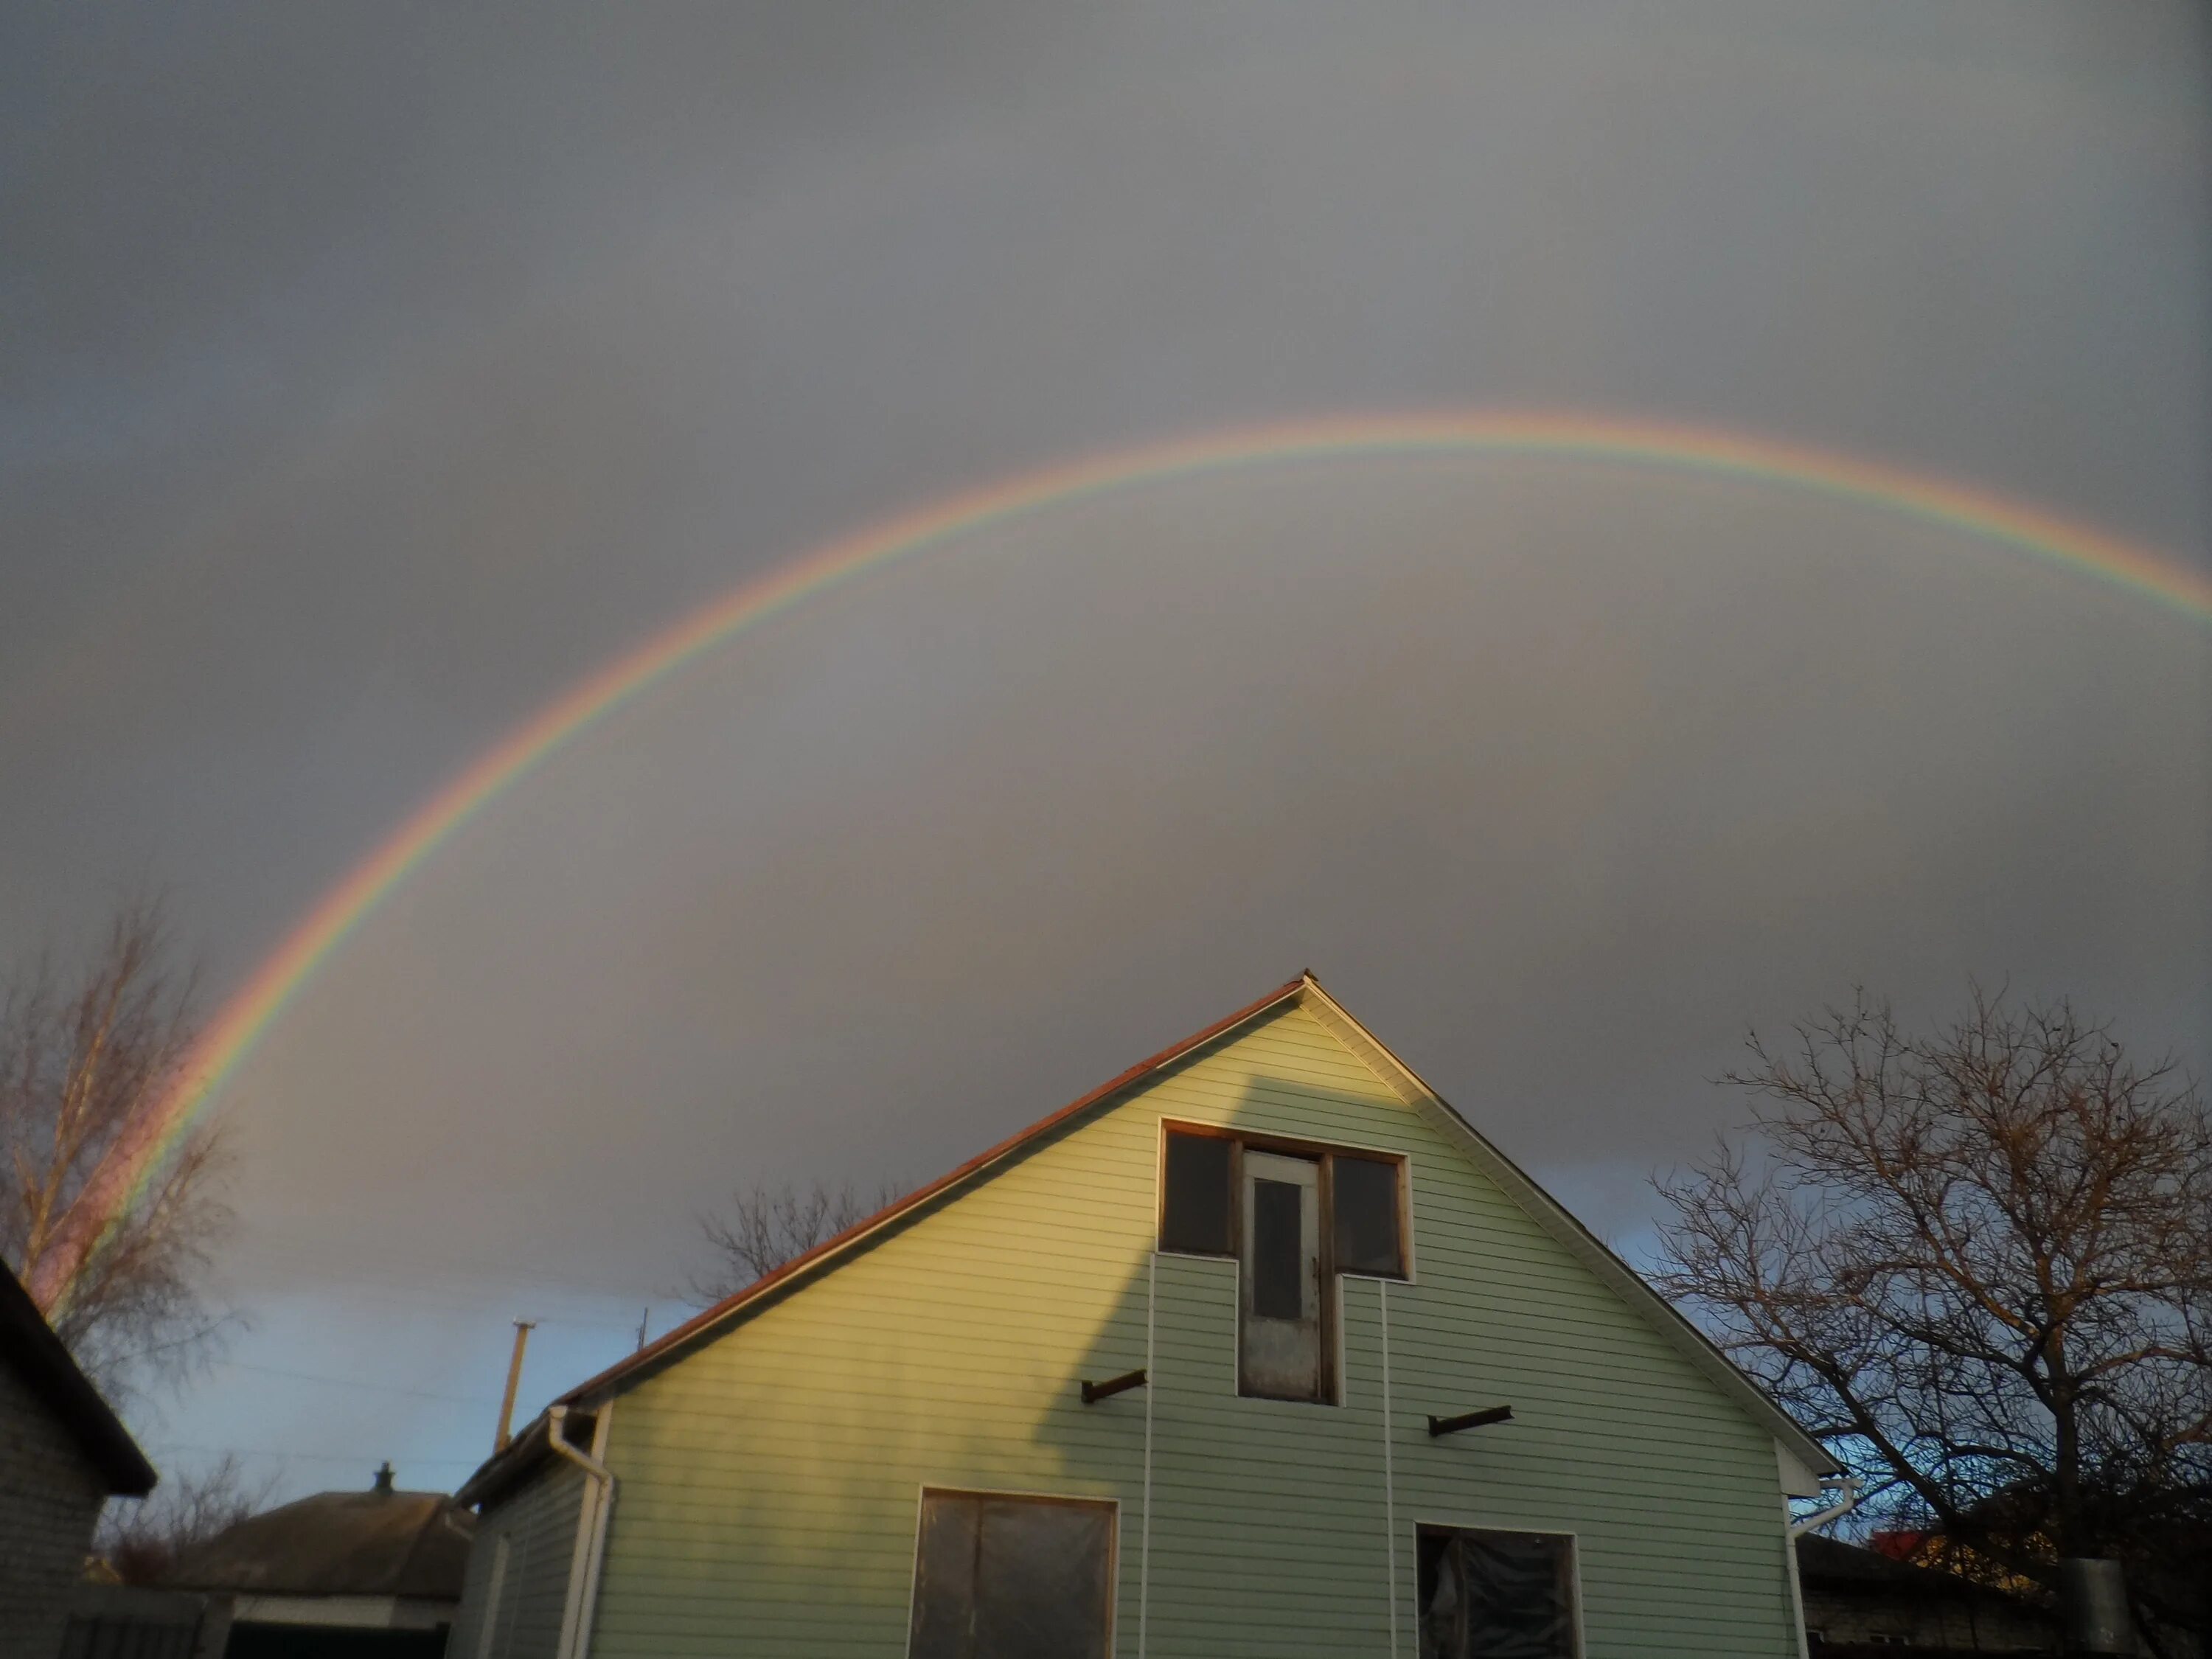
[[1790, 1476, 1861, 1537], [547, 1402, 617, 1659], [1783, 1473, 1857, 1659], [1781, 1497, 1813, 1659]]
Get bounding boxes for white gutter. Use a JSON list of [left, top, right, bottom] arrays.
[[1790, 1475, 1862, 1537], [546, 1402, 616, 1659]]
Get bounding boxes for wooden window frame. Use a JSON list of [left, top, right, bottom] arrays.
[[1155, 1120, 1413, 1282], [905, 1486, 1120, 1659], [1155, 1121, 1413, 1409], [1155, 1127, 1239, 1259]]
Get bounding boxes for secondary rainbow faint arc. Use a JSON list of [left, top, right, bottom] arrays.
[[39, 409, 2212, 1312]]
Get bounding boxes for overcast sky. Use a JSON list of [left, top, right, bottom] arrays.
[[4, 1, 2207, 1503]]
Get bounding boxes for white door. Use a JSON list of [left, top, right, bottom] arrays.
[[1239, 1150, 1324, 1401]]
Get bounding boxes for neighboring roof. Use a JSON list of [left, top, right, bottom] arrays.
[[167, 1481, 475, 1599], [1795, 1534, 2051, 1610], [468, 973, 1834, 1497], [0, 1256, 156, 1497]]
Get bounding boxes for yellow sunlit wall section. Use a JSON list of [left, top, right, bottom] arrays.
[[584, 1002, 1801, 1657]]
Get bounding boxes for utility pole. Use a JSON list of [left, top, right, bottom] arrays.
[[494, 1319, 535, 1453], [635, 1306, 650, 1352]]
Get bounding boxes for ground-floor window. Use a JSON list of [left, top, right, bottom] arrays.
[[908, 1489, 1116, 1659], [1416, 1526, 1580, 1659]]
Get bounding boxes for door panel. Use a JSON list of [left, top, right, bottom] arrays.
[[1239, 1150, 1324, 1400]]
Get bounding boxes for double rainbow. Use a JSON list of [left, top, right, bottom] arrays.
[[33, 411, 2212, 1312]]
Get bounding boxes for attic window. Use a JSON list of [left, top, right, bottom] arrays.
[[1158, 1125, 1409, 1406], [1156, 1127, 1408, 1280], [1159, 1130, 1234, 1255], [1334, 1153, 1405, 1277]]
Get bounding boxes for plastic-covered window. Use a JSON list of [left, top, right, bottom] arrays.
[[1159, 1131, 1234, 1255], [1332, 1154, 1405, 1277], [909, 1491, 1114, 1659], [1417, 1527, 1578, 1659]]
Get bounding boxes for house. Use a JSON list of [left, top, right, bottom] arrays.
[[453, 974, 1836, 1658], [0, 1258, 157, 1659], [1795, 1534, 2059, 1653], [166, 1464, 474, 1658]]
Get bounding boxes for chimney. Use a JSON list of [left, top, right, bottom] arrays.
[[372, 1461, 395, 1495]]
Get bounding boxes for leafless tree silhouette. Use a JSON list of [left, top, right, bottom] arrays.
[[1655, 987, 2211, 1649], [3, 900, 234, 1394], [689, 1178, 904, 1303], [96, 1452, 271, 1585]]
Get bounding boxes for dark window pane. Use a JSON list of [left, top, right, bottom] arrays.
[[909, 1492, 1113, 1659], [1251, 1179, 1304, 1319], [1160, 1132, 1233, 1254], [1416, 1529, 1465, 1659], [1417, 1528, 1576, 1659], [909, 1493, 981, 1659], [973, 1498, 1113, 1659], [1334, 1155, 1404, 1277]]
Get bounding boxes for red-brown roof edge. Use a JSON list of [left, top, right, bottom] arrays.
[[552, 973, 1312, 1410]]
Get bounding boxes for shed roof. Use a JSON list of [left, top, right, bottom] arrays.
[[0, 1256, 156, 1497]]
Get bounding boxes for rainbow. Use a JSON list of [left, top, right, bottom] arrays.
[[33, 409, 2212, 1313]]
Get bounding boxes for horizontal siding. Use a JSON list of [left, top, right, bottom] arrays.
[[591, 1001, 1800, 1657], [453, 1462, 586, 1659], [0, 1357, 111, 1659]]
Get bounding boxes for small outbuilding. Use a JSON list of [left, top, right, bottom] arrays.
[[0, 1258, 157, 1659], [167, 1464, 475, 1659]]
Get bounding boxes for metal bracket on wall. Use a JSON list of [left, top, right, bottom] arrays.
[[1427, 1404, 1513, 1437], [1080, 1368, 1148, 1405]]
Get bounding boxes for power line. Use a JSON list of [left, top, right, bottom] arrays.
[[212, 1359, 501, 1407]]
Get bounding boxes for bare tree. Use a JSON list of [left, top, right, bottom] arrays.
[[689, 1178, 904, 1304], [1655, 987, 2212, 1646], [95, 1453, 271, 1585], [2, 900, 234, 1393]]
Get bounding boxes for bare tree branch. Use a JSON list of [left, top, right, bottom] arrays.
[[1654, 986, 2211, 1640], [686, 1178, 904, 1304], [1, 899, 236, 1397], [94, 1453, 271, 1585]]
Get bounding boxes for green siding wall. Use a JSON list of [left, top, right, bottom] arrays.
[[453, 1462, 587, 1659], [588, 1002, 1801, 1657]]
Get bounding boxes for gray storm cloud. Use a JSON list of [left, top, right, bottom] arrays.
[[1, 0, 2205, 1491]]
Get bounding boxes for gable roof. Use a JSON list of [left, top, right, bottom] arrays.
[[0, 1256, 157, 1498], [467, 974, 1832, 1498]]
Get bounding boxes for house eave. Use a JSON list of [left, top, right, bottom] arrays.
[[502, 970, 1834, 1484], [551, 975, 1312, 1409], [1295, 978, 1840, 1481]]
